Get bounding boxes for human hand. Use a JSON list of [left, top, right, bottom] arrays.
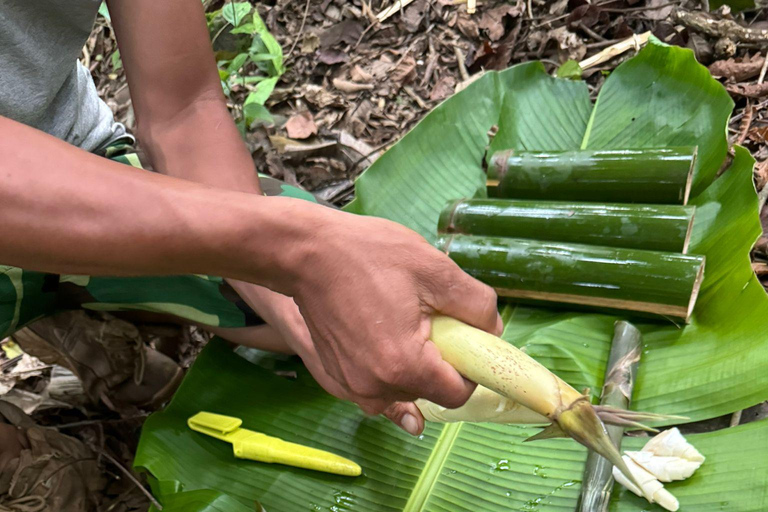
[[229, 281, 429, 435], [288, 209, 503, 419]]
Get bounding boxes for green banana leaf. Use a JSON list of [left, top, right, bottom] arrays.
[[137, 39, 768, 510], [136, 340, 768, 511]]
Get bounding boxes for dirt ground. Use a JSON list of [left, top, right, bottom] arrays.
[[3, 1, 768, 510]]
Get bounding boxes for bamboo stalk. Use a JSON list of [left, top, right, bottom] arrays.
[[438, 198, 696, 253], [487, 148, 697, 205], [436, 235, 705, 322], [576, 321, 642, 512]]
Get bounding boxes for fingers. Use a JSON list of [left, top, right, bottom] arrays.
[[382, 402, 425, 436], [424, 256, 502, 335], [409, 340, 476, 409]]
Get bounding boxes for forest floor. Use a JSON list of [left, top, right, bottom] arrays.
[[3, 1, 768, 510]]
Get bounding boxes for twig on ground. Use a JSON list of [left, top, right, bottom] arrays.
[[100, 451, 163, 511], [735, 100, 754, 145], [54, 415, 149, 430], [602, 2, 683, 13], [578, 22, 608, 42], [730, 410, 743, 427], [377, 0, 416, 22], [454, 46, 469, 82], [404, 85, 429, 109], [579, 31, 651, 71], [286, 0, 312, 60], [674, 9, 768, 44], [759, 55, 768, 84]]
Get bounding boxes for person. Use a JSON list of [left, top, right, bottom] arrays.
[[0, 0, 502, 438]]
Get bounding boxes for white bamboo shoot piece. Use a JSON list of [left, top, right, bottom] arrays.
[[612, 456, 680, 512], [642, 427, 705, 462], [625, 451, 702, 482], [416, 385, 549, 424]]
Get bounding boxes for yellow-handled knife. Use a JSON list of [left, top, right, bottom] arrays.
[[187, 411, 361, 477]]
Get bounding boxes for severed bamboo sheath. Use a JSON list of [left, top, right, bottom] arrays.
[[487, 148, 697, 205], [577, 321, 642, 512], [438, 198, 696, 253], [436, 235, 705, 322]]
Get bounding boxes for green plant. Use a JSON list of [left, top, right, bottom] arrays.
[[205, 1, 285, 132], [136, 39, 768, 510]]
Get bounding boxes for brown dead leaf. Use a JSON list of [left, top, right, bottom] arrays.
[[320, 19, 364, 48], [430, 74, 457, 101], [391, 55, 417, 84], [317, 49, 349, 65], [401, 0, 428, 33], [351, 65, 374, 83], [549, 0, 569, 15], [478, 1, 524, 42], [301, 84, 341, 108], [550, 26, 587, 61], [369, 55, 395, 80], [455, 13, 480, 40], [300, 32, 320, 54], [644, 0, 675, 21], [726, 81, 768, 98], [0, 402, 105, 512], [709, 54, 765, 82], [285, 111, 318, 139]]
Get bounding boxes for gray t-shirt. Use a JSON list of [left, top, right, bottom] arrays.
[[0, 0, 125, 152]]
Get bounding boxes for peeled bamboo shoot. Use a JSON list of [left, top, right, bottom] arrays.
[[487, 147, 696, 205], [416, 385, 549, 424], [436, 234, 705, 322], [438, 198, 695, 253], [429, 316, 641, 486]]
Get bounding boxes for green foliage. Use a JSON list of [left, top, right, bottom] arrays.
[[206, 1, 285, 131], [556, 60, 582, 80], [137, 40, 768, 510], [710, 0, 754, 11]]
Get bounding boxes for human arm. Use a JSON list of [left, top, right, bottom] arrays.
[[107, 0, 261, 194], [0, 115, 501, 419]]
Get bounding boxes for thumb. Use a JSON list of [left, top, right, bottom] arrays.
[[383, 402, 425, 437]]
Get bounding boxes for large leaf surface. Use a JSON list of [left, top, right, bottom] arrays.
[[138, 40, 768, 510], [137, 340, 768, 511]]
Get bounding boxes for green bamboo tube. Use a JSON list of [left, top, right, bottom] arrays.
[[436, 235, 705, 322], [487, 147, 697, 205], [438, 198, 696, 253], [577, 321, 642, 512]]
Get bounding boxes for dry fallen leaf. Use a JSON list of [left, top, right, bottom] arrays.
[[478, 1, 525, 41], [709, 54, 765, 82], [430, 74, 457, 101], [391, 55, 418, 84], [285, 111, 318, 140], [351, 65, 374, 83], [333, 78, 375, 93]]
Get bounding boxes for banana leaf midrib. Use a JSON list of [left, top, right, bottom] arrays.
[[402, 422, 463, 511]]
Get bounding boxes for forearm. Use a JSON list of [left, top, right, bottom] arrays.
[[136, 93, 262, 194], [0, 115, 312, 290]]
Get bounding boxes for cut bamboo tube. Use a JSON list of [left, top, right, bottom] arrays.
[[487, 148, 697, 205], [438, 198, 696, 253], [577, 321, 642, 512], [436, 235, 705, 322]]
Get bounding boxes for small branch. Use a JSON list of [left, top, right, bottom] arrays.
[[454, 46, 469, 82], [673, 9, 768, 44], [100, 451, 163, 511], [576, 321, 643, 512], [286, 0, 312, 60]]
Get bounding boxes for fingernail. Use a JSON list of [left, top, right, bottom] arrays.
[[401, 413, 420, 436]]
